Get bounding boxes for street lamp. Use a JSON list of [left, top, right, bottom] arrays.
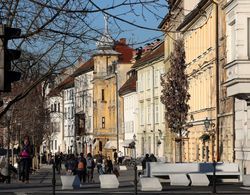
[[113, 61, 119, 152]]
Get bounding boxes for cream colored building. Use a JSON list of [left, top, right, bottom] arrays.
[[158, 0, 201, 162], [177, 0, 234, 162], [132, 41, 166, 159]]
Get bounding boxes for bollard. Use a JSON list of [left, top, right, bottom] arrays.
[[134, 163, 138, 195], [52, 162, 56, 195], [212, 160, 216, 194]]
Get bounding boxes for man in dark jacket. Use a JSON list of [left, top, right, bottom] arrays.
[[141, 154, 151, 172]]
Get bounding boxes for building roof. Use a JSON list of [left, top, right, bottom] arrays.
[[47, 76, 74, 97], [114, 38, 134, 63], [158, 0, 181, 29], [119, 72, 137, 96], [73, 58, 94, 77], [132, 41, 164, 69], [176, 0, 210, 31]]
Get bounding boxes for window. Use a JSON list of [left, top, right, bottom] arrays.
[[58, 103, 60, 112], [102, 117, 105, 128], [54, 103, 57, 112], [140, 102, 144, 125], [229, 20, 236, 61], [147, 70, 151, 89], [51, 140, 53, 150], [155, 100, 159, 123], [154, 69, 159, 87], [101, 89, 105, 101], [71, 106, 74, 119], [51, 104, 53, 112], [147, 101, 151, 124], [55, 140, 57, 150]]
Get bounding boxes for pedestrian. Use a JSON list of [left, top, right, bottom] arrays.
[[141, 153, 151, 174], [19, 135, 33, 183], [96, 151, 103, 175], [106, 156, 113, 174], [77, 153, 86, 183], [55, 153, 62, 174], [149, 154, 157, 162], [113, 150, 118, 163], [113, 161, 120, 178], [86, 153, 95, 183], [118, 151, 123, 165], [67, 154, 77, 175]]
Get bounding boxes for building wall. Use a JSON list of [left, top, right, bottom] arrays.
[[137, 57, 165, 158], [75, 71, 94, 154], [184, 3, 217, 162], [224, 0, 250, 174], [47, 96, 64, 154], [63, 87, 75, 154], [123, 92, 138, 157]]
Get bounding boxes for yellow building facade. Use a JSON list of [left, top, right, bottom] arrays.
[[92, 29, 134, 158], [177, 0, 234, 162]]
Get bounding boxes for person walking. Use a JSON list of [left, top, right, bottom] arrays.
[[141, 153, 151, 175], [77, 153, 86, 183], [106, 156, 113, 174], [96, 151, 103, 175], [86, 153, 95, 183], [19, 136, 33, 183]]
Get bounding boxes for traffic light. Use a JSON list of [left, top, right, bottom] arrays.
[[0, 24, 21, 92]]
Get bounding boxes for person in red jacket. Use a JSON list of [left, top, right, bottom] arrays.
[[19, 135, 33, 183]]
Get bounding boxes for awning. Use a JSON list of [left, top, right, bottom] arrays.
[[104, 140, 117, 149], [121, 139, 134, 148]]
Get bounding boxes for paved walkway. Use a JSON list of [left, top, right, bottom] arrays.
[[0, 164, 250, 194]]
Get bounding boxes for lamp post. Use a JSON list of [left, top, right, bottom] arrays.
[[203, 117, 216, 194], [114, 63, 119, 152], [133, 134, 137, 195]]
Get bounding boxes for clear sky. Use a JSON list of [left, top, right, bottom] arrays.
[[90, 0, 169, 48]]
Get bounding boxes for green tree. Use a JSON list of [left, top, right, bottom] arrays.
[[160, 39, 190, 162]]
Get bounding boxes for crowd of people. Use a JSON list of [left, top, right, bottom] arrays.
[[1, 135, 158, 184]]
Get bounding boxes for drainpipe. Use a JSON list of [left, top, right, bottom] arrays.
[[232, 97, 235, 162], [150, 65, 156, 155], [214, 0, 220, 162]]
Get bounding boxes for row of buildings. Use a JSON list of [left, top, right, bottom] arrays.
[[45, 0, 250, 175]]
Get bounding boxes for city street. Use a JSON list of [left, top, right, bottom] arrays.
[[0, 164, 250, 195]]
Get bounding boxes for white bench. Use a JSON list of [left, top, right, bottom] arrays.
[[169, 174, 190, 186], [189, 173, 210, 186], [99, 174, 119, 188], [60, 175, 80, 190], [147, 162, 240, 182], [140, 177, 162, 191]]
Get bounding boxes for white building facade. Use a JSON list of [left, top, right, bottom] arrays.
[[133, 42, 166, 159], [74, 59, 94, 155], [224, 0, 250, 174]]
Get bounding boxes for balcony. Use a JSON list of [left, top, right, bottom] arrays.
[[224, 60, 250, 99]]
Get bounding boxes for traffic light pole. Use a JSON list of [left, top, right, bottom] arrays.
[[0, 24, 21, 92]]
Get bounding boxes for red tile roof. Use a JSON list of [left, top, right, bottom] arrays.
[[119, 73, 137, 96], [114, 38, 134, 63], [73, 58, 94, 77], [132, 41, 164, 68]]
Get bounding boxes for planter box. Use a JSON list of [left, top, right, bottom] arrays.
[[60, 175, 80, 190]]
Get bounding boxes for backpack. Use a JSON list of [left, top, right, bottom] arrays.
[[86, 158, 93, 168]]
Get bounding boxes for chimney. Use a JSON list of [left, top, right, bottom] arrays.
[[119, 38, 126, 45]]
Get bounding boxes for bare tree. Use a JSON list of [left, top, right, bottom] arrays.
[[0, 0, 169, 117]]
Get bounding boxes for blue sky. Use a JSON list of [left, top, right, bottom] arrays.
[[90, 0, 169, 48]]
